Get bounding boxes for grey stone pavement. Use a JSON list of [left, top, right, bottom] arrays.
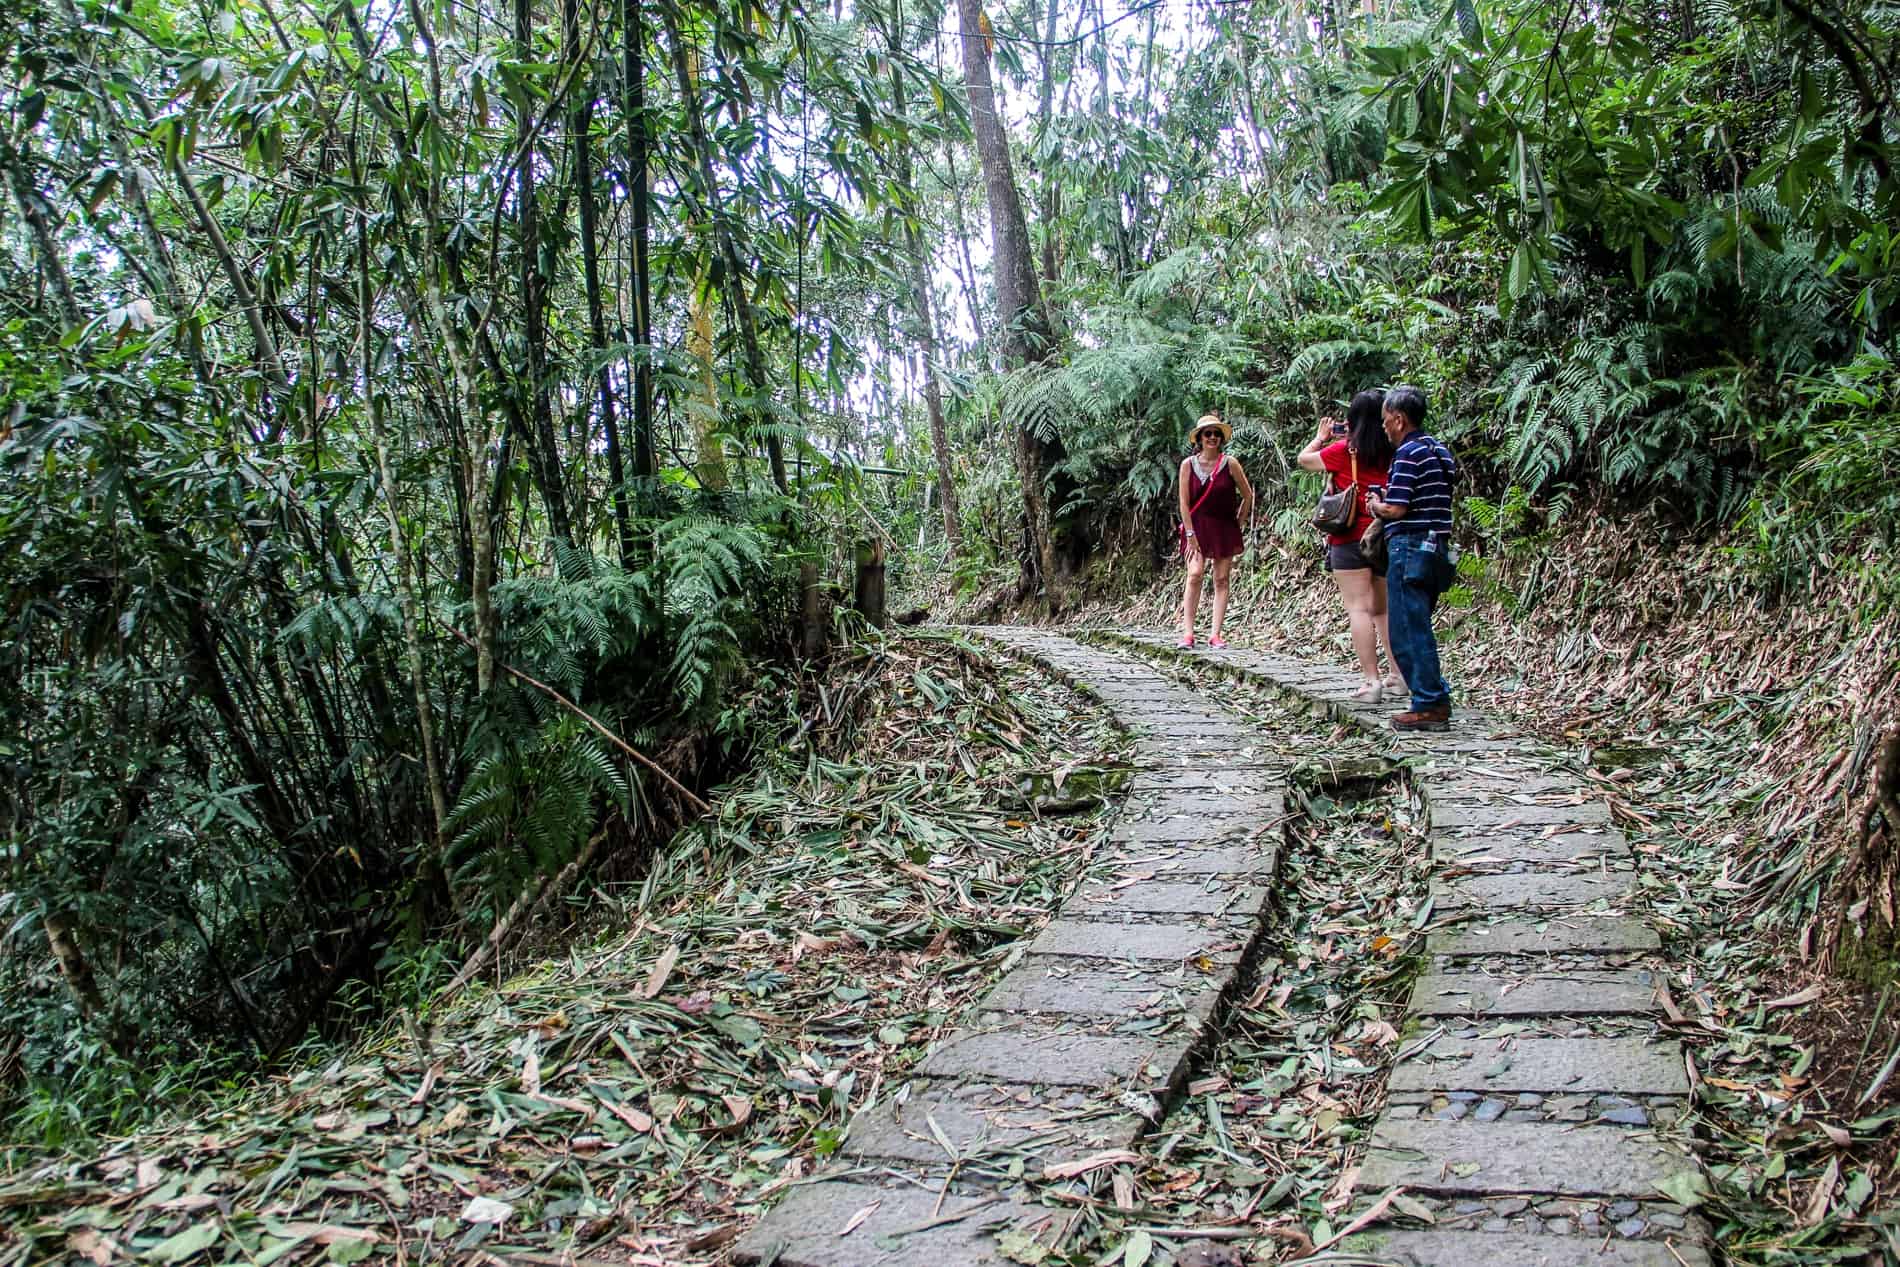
[[734, 628, 1710, 1267]]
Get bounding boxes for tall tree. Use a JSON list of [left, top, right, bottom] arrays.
[[568, 0, 634, 564], [514, 0, 576, 547], [878, 3, 960, 555], [624, 0, 657, 491], [956, 0, 1065, 598], [663, 2, 789, 493]]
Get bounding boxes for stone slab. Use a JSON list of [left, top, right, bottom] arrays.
[[1344, 1229, 1710, 1267], [1390, 1036, 1688, 1094], [919, 1028, 1192, 1088], [1127, 768, 1279, 795], [1071, 880, 1269, 917], [1392, 737, 1543, 755], [1131, 720, 1257, 740], [1111, 815, 1278, 846], [1106, 844, 1278, 875], [1122, 792, 1283, 828], [1136, 751, 1283, 774], [1434, 774, 1581, 798], [1131, 744, 1274, 768], [844, 1081, 1143, 1165], [1435, 872, 1632, 912], [1409, 970, 1658, 1017], [1358, 1119, 1693, 1197], [1428, 917, 1661, 956], [1438, 830, 1630, 868], [1432, 801, 1611, 830], [981, 961, 1225, 1019], [734, 1180, 1054, 1266], [1028, 920, 1242, 963]]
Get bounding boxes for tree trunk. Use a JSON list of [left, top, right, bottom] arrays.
[[687, 273, 730, 491], [624, 0, 657, 490], [1033, 0, 1064, 304], [663, 3, 787, 493], [877, 12, 961, 557], [800, 560, 825, 659], [568, 0, 633, 565], [515, 0, 575, 548], [357, 213, 452, 857], [3, 146, 83, 329], [955, 0, 1065, 601]]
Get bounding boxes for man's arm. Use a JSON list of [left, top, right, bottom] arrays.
[[1369, 445, 1417, 520]]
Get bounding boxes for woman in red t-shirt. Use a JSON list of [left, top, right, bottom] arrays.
[[1297, 390, 1405, 703]]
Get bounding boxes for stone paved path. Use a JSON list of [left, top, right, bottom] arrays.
[[736, 628, 1712, 1267], [735, 628, 1287, 1266], [1114, 630, 1711, 1267]]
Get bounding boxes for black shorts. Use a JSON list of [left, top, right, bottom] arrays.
[[1327, 541, 1386, 576]]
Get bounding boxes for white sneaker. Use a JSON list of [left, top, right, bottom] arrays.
[[1352, 680, 1384, 704], [1381, 672, 1406, 694]]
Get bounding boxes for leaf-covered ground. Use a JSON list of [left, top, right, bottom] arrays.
[[0, 632, 1129, 1265], [1074, 555, 1900, 1264]]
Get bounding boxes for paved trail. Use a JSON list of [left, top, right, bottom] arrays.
[[736, 629, 1709, 1267]]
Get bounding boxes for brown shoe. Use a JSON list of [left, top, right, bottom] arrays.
[[1390, 707, 1451, 732]]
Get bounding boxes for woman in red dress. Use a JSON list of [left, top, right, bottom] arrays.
[[1297, 390, 1404, 702], [1177, 414, 1255, 649]]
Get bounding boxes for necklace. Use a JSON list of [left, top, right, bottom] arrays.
[[1193, 454, 1222, 480]]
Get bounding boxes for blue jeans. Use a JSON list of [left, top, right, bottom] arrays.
[[1385, 532, 1451, 712]]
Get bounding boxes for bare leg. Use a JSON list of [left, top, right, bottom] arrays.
[[1331, 566, 1380, 682], [1181, 555, 1206, 640], [1210, 556, 1235, 640], [1372, 573, 1404, 688]]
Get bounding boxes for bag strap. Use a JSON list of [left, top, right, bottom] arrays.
[[1187, 455, 1225, 517]]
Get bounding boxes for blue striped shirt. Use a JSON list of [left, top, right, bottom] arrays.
[[1382, 432, 1458, 537]]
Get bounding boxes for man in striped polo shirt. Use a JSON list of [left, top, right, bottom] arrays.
[[1365, 384, 1459, 732]]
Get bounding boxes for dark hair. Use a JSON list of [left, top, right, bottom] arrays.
[[1385, 383, 1428, 428], [1346, 389, 1394, 468]]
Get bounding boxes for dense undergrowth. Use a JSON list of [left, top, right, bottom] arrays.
[[0, 631, 1126, 1263], [1062, 523, 1900, 1262]]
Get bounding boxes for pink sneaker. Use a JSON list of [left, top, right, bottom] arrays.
[[1177, 635, 1196, 648], [1208, 636, 1228, 649]]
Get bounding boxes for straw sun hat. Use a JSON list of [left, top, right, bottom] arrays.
[[1187, 414, 1232, 447]]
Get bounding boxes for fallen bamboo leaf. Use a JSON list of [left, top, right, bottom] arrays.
[[409, 1059, 445, 1106], [1802, 1157, 1839, 1226], [838, 1200, 879, 1236], [643, 944, 680, 999], [1315, 1185, 1404, 1250], [1042, 1149, 1143, 1180]]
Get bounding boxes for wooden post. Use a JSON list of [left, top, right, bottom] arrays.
[[800, 560, 826, 659], [853, 539, 887, 629]]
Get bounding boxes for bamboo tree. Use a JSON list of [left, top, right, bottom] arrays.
[[356, 175, 451, 859], [624, 0, 656, 489], [878, 2, 960, 555], [568, 0, 634, 564], [515, 0, 576, 547], [663, 1, 788, 493]]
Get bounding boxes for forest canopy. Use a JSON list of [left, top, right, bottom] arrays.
[[4, 0, 1899, 1145]]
